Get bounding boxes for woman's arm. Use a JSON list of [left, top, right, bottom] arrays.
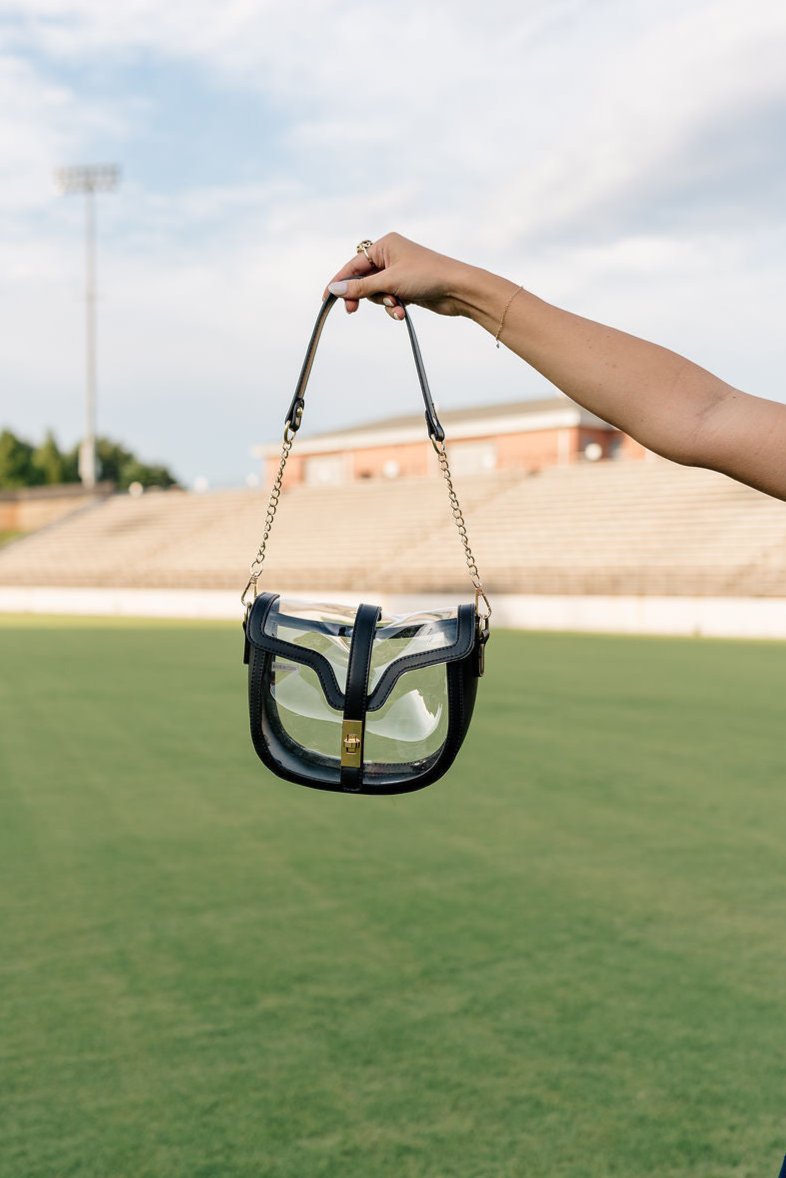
[[326, 234, 786, 501]]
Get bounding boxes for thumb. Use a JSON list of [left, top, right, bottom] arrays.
[[327, 274, 386, 301]]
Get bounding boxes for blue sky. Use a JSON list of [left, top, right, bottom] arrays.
[[1, 0, 785, 486]]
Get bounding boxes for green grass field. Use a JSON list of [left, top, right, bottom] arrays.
[[1, 616, 785, 1178]]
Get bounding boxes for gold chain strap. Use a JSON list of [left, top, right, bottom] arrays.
[[431, 437, 491, 623], [242, 425, 491, 630], [241, 424, 295, 609]]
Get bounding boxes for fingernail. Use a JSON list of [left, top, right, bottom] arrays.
[[382, 296, 395, 307], [328, 281, 348, 295]]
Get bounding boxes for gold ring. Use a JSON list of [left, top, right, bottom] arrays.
[[356, 239, 373, 263]]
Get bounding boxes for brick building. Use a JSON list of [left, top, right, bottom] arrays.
[[256, 394, 649, 487]]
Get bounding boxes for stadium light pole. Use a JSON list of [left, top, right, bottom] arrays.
[[55, 164, 120, 489]]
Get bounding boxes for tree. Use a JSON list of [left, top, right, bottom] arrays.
[[0, 428, 178, 490], [94, 437, 135, 485], [0, 430, 40, 489], [117, 459, 176, 490], [32, 431, 68, 485], [94, 438, 177, 490]]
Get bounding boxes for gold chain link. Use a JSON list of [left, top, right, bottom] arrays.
[[431, 437, 491, 621], [241, 425, 295, 609]]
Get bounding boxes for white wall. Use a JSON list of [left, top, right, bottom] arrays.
[[1, 586, 785, 640]]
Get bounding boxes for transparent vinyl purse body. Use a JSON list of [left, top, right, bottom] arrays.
[[245, 593, 481, 794]]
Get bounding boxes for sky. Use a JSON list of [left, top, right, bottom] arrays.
[[1, 0, 785, 488]]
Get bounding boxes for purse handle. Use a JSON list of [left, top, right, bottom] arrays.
[[285, 293, 445, 443], [242, 295, 491, 628]]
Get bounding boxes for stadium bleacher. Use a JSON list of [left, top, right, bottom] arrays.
[[0, 458, 785, 598]]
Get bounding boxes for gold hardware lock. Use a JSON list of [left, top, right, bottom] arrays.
[[341, 720, 363, 768]]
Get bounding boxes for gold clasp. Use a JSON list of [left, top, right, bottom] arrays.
[[241, 576, 257, 611], [475, 587, 491, 622], [341, 720, 364, 768]]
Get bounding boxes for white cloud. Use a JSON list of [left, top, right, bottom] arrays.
[[487, 0, 786, 247], [0, 52, 80, 212], [0, 0, 785, 482]]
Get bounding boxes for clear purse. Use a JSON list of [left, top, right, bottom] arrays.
[[242, 294, 491, 794]]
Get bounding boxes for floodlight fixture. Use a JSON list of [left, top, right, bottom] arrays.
[[55, 163, 121, 489], [55, 163, 120, 195]]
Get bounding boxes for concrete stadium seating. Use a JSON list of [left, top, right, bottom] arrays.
[[0, 459, 785, 597]]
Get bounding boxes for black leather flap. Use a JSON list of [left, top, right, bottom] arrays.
[[246, 592, 345, 709], [366, 603, 475, 710], [247, 593, 476, 712]]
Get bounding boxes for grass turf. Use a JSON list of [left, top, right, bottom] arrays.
[[0, 616, 785, 1177]]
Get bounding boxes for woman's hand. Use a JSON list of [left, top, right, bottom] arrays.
[[323, 233, 474, 320]]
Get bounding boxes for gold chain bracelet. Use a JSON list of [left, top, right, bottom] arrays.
[[494, 285, 524, 348]]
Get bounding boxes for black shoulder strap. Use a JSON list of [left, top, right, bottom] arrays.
[[284, 294, 445, 443], [340, 602, 382, 792]]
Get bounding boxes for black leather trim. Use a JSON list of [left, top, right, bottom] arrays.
[[246, 592, 345, 709], [249, 638, 480, 795], [247, 590, 280, 632], [251, 645, 341, 787], [247, 596, 475, 713], [284, 294, 444, 442], [246, 595, 483, 795], [248, 645, 479, 795], [366, 603, 475, 711], [340, 603, 381, 792]]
